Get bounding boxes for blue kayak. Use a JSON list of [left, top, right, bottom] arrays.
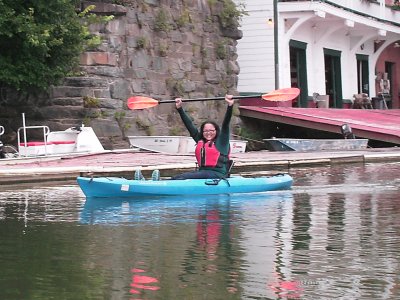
[[77, 174, 293, 198]]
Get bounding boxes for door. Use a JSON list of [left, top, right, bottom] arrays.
[[385, 61, 394, 108], [356, 54, 369, 94], [324, 48, 343, 108], [289, 40, 308, 107]]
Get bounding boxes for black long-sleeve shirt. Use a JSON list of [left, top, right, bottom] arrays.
[[177, 105, 233, 174]]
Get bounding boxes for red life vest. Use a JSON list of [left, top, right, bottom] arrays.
[[195, 140, 228, 168]]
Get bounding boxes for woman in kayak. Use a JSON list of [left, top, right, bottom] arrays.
[[171, 94, 234, 180], [134, 94, 234, 181]]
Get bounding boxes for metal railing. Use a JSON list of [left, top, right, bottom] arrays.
[[17, 125, 51, 157]]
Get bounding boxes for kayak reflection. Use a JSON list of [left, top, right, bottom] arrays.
[[80, 192, 294, 225]]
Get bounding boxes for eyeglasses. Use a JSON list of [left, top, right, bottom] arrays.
[[203, 129, 216, 133]]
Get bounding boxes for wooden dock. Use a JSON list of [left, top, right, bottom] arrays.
[[239, 107, 400, 145], [1, 147, 400, 185]]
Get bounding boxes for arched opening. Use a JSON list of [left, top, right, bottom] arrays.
[[375, 41, 400, 109]]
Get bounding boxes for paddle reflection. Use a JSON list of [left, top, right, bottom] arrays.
[[130, 268, 160, 297]]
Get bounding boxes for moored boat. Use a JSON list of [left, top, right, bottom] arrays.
[[263, 138, 369, 151], [0, 113, 106, 159], [127, 135, 247, 154], [17, 125, 105, 157], [77, 174, 293, 198]]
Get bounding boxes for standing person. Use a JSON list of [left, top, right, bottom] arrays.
[[380, 72, 390, 95], [379, 72, 390, 109], [172, 94, 235, 180]]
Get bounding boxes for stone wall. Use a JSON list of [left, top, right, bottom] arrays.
[[0, 0, 243, 149]]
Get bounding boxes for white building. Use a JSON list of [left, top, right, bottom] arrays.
[[236, 0, 400, 108]]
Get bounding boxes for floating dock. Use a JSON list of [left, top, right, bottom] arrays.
[[239, 107, 400, 145], [1, 148, 400, 185]]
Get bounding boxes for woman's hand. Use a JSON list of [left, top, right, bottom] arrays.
[[175, 98, 183, 109], [225, 94, 234, 106]]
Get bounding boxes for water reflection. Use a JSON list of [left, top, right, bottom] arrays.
[[273, 163, 400, 300], [0, 184, 83, 225], [0, 163, 400, 299], [80, 192, 293, 226], [78, 191, 293, 299]]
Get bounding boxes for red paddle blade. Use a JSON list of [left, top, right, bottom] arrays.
[[261, 88, 300, 101], [127, 96, 159, 110]]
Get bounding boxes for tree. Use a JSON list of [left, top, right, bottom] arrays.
[[0, 0, 88, 93]]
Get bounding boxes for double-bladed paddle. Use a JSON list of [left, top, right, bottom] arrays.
[[126, 87, 300, 110]]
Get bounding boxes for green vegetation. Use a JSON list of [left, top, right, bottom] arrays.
[[200, 47, 207, 58], [114, 110, 131, 137], [216, 41, 227, 60], [83, 116, 91, 126], [200, 46, 209, 71], [136, 36, 147, 49], [169, 126, 182, 136], [166, 78, 185, 96], [0, 1, 113, 94], [219, 0, 246, 29], [135, 117, 154, 135], [112, 0, 126, 4], [83, 96, 100, 108], [114, 110, 126, 121], [159, 42, 168, 56], [84, 108, 106, 120], [232, 104, 240, 116], [176, 10, 191, 28], [81, 5, 114, 50], [392, 3, 400, 10], [237, 127, 263, 143], [154, 9, 171, 32], [93, 109, 107, 118]]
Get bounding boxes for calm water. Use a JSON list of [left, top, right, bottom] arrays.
[[0, 162, 400, 300]]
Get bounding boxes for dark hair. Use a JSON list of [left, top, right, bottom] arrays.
[[200, 121, 220, 141]]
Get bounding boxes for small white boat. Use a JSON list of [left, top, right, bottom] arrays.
[[127, 136, 247, 154], [263, 138, 369, 152], [17, 125, 104, 157], [0, 113, 106, 159]]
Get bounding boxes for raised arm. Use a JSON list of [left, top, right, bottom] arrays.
[[175, 98, 201, 141], [221, 95, 234, 130], [216, 95, 234, 155]]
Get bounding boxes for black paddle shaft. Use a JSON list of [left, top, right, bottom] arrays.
[[158, 94, 263, 104]]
